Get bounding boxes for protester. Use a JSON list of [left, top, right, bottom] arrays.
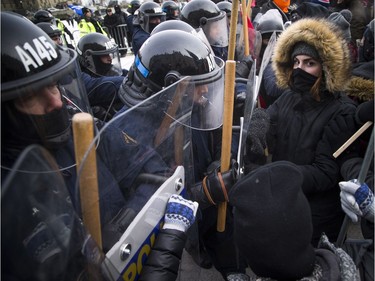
[[328, 9, 358, 63], [230, 161, 359, 280], [139, 194, 199, 281], [113, 5, 129, 56], [318, 99, 374, 281], [247, 17, 358, 246]]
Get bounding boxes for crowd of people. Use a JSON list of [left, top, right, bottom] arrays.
[[1, 0, 374, 280]]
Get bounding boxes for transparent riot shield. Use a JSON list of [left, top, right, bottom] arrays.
[[75, 77, 207, 280], [236, 61, 257, 178], [1, 144, 117, 281], [237, 31, 277, 177]]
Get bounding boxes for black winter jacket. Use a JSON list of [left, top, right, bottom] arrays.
[[267, 89, 357, 245], [139, 229, 187, 281]]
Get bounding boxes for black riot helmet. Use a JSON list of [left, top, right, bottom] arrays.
[[1, 12, 89, 150], [180, 0, 228, 47], [36, 22, 63, 46], [136, 2, 166, 33], [76, 33, 122, 77], [180, 0, 222, 28], [33, 9, 54, 23], [162, 1, 180, 20], [151, 19, 195, 34], [127, 0, 141, 14], [217, 1, 232, 18], [119, 29, 225, 130]]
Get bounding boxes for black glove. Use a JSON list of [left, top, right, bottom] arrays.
[[245, 108, 270, 165], [356, 100, 374, 124], [189, 160, 238, 209], [236, 55, 254, 79], [321, 114, 360, 166]]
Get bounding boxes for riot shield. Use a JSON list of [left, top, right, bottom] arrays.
[[237, 32, 277, 177], [75, 77, 205, 280], [236, 60, 257, 178], [1, 144, 116, 281], [255, 31, 277, 97]]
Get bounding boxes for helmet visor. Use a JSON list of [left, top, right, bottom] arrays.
[[201, 11, 229, 47], [168, 56, 225, 131]]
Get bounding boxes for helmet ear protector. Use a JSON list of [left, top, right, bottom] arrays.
[[200, 17, 208, 26], [164, 71, 181, 87]]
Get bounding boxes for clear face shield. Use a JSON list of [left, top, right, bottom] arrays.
[[201, 11, 229, 47], [166, 56, 225, 131], [143, 13, 166, 33], [193, 27, 215, 55], [86, 43, 123, 77]]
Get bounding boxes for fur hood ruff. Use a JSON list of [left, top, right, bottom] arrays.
[[272, 18, 351, 93]]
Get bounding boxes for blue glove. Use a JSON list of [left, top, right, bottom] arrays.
[[339, 180, 374, 223], [163, 194, 199, 232]]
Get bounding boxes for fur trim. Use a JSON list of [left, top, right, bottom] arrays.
[[346, 76, 375, 102], [272, 18, 351, 92]]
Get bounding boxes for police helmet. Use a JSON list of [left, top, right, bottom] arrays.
[[161, 1, 180, 20], [33, 9, 54, 23], [180, 0, 222, 28], [1, 12, 87, 149], [127, 0, 141, 14], [151, 19, 195, 35], [76, 33, 122, 77], [180, 0, 228, 47], [120, 30, 225, 130], [217, 1, 232, 17], [36, 22, 63, 45], [137, 2, 166, 33]]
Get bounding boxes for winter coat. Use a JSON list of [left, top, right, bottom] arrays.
[[104, 13, 119, 29], [248, 234, 359, 281], [139, 229, 187, 281], [267, 18, 357, 245]]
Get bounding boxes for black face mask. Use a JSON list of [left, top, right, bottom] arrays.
[[291, 68, 318, 94]]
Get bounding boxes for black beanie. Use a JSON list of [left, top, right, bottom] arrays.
[[82, 7, 90, 15], [291, 42, 320, 61], [230, 161, 316, 280]]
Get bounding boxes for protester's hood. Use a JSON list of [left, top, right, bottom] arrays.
[[272, 18, 351, 93]]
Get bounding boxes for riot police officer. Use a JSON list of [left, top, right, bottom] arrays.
[[131, 1, 166, 55]]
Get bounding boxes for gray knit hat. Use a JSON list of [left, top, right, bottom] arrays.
[[328, 9, 352, 41], [291, 42, 320, 61]]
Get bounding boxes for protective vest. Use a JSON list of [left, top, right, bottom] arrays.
[[79, 18, 107, 37]]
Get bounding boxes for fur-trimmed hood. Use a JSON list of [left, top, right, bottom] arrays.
[[272, 18, 351, 93]]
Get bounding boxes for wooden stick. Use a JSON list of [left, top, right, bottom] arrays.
[[247, 0, 254, 19], [333, 121, 373, 158], [217, 60, 236, 232], [241, 0, 250, 56], [72, 112, 102, 249], [228, 0, 239, 61]]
